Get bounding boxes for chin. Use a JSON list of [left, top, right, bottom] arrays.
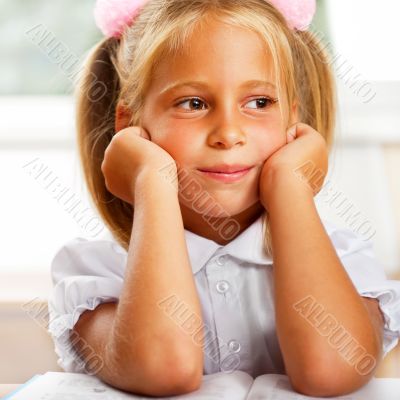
[[178, 190, 258, 219]]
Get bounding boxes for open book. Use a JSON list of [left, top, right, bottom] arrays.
[[4, 370, 400, 399]]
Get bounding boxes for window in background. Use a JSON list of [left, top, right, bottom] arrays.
[[0, 0, 105, 282], [326, 0, 400, 81], [0, 0, 102, 95]]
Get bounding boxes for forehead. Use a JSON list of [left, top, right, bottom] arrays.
[[150, 17, 276, 92]]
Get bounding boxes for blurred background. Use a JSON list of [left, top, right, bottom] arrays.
[[0, 0, 399, 384]]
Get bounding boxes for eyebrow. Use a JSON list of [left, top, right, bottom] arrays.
[[159, 79, 276, 95]]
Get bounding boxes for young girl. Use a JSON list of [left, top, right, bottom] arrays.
[[48, 0, 400, 397]]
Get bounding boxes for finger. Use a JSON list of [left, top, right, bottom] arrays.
[[139, 127, 151, 140], [116, 126, 141, 138], [118, 126, 151, 140], [286, 124, 297, 143], [288, 122, 316, 141]]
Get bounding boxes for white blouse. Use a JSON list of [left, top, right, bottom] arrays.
[[47, 214, 400, 377]]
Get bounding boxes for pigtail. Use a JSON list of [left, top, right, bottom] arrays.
[[290, 29, 337, 152], [75, 37, 133, 250]]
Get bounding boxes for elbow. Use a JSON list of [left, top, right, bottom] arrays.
[[129, 355, 202, 396], [151, 358, 203, 395], [288, 362, 374, 397], [290, 371, 345, 398], [145, 341, 204, 395], [110, 348, 203, 396]]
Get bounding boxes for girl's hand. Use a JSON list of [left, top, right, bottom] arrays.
[[259, 122, 328, 210], [101, 127, 178, 205]]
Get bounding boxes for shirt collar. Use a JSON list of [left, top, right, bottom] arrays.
[[184, 214, 273, 274]]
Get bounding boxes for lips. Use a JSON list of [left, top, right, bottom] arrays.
[[197, 164, 254, 184], [198, 164, 253, 174]]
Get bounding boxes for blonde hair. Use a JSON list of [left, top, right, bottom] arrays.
[[76, 0, 336, 256]]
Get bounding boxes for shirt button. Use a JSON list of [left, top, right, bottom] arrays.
[[215, 280, 230, 293], [216, 255, 226, 266], [228, 339, 241, 353]]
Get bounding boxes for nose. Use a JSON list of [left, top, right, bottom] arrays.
[[207, 113, 247, 149]]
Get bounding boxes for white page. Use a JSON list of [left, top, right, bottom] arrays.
[[7, 370, 253, 400], [169, 370, 253, 399], [246, 374, 400, 400]]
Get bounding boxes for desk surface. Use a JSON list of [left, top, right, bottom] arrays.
[[0, 384, 20, 397]]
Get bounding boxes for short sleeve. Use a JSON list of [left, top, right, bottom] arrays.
[[47, 237, 128, 373], [323, 219, 400, 358]]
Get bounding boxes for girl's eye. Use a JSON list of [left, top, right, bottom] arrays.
[[175, 97, 207, 111], [246, 97, 278, 110], [174, 97, 278, 111]]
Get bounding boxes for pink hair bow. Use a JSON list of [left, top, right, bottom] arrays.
[[94, 0, 316, 38]]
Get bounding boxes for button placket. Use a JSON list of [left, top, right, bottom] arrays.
[[212, 255, 231, 299], [228, 339, 241, 353], [205, 254, 250, 371], [215, 280, 230, 294], [216, 255, 226, 266]]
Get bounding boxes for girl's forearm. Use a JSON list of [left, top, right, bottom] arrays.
[[267, 170, 381, 396], [108, 169, 203, 389]]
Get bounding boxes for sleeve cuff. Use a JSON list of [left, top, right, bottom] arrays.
[[360, 286, 400, 358], [47, 295, 118, 373]]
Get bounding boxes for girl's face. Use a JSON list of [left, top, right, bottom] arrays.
[[141, 18, 297, 218]]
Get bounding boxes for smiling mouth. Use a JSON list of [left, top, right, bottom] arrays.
[[197, 166, 253, 183], [198, 164, 253, 174]]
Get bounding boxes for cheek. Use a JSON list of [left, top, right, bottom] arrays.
[[148, 123, 196, 165], [251, 125, 287, 162]]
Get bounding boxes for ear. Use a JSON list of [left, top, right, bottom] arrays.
[[115, 101, 133, 132]]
